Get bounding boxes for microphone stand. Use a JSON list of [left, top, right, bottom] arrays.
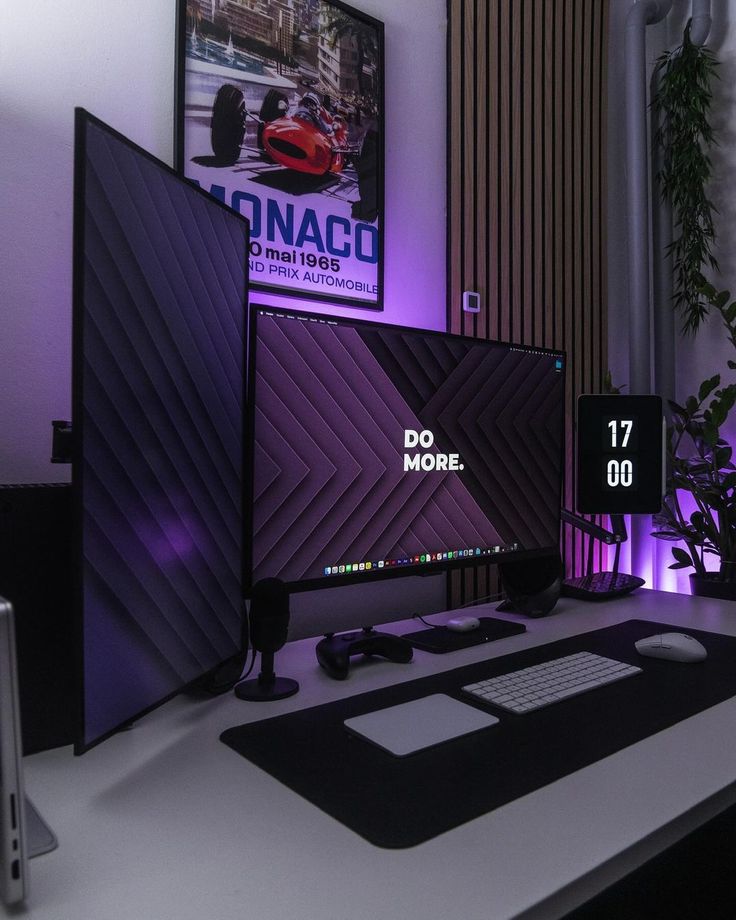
[[235, 650, 299, 702]]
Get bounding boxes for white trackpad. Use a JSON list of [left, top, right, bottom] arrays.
[[344, 693, 499, 757]]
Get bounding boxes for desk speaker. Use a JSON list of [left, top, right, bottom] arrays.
[[499, 553, 562, 618]]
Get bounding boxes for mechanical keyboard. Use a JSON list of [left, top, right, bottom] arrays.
[[461, 651, 642, 714]]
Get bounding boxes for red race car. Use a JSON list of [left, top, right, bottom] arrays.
[[262, 90, 350, 175], [212, 86, 361, 171], [210, 84, 376, 195]]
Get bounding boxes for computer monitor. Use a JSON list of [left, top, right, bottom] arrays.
[[0, 598, 57, 906], [73, 110, 249, 752], [0, 597, 27, 905], [246, 307, 565, 594]]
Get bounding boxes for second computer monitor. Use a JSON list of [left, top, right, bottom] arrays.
[[73, 110, 249, 751], [246, 307, 565, 593]]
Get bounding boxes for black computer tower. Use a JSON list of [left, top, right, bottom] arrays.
[[0, 484, 76, 754]]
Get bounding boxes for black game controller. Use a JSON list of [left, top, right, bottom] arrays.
[[315, 628, 413, 680]]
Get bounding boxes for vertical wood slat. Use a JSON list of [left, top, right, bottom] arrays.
[[511, 1, 523, 346], [486, 4, 501, 346], [499, 2, 511, 344], [463, 0, 476, 341], [563, 0, 576, 573], [447, 0, 609, 606], [533, 0, 545, 349], [553, 0, 565, 355], [448, 0, 463, 337], [598, 0, 610, 574], [476, 0, 488, 344]]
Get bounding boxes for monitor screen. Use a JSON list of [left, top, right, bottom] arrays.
[[246, 307, 565, 591], [73, 111, 249, 752]]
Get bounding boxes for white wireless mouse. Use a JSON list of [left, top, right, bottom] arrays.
[[635, 632, 707, 663], [446, 616, 480, 633]]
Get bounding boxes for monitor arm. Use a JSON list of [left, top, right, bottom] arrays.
[[561, 508, 632, 583], [560, 509, 627, 545]]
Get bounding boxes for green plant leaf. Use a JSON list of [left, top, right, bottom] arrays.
[[716, 445, 733, 468], [668, 400, 688, 417], [715, 290, 730, 309], [671, 546, 693, 566], [690, 510, 705, 530], [699, 374, 720, 402], [703, 422, 719, 446]]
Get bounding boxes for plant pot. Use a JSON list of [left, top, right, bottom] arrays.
[[689, 573, 736, 602]]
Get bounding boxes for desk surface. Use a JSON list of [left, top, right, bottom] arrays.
[[12, 590, 736, 920]]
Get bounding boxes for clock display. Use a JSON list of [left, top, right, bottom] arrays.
[[577, 396, 663, 514], [603, 417, 638, 451], [602, 416, 639, 491]]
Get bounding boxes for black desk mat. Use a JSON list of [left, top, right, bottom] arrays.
[[221, 620, 736, 848]]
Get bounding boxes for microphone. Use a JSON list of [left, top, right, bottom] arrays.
[[235, 578, 299, 701]]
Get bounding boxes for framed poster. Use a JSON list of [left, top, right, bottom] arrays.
[[176, 0, 384, 310]]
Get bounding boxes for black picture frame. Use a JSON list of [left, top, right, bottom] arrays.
[[175, 0, 384, 311]]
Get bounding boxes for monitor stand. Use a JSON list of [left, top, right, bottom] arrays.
[[25, 797, 57, 858]]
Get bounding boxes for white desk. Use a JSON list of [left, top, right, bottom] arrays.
[[13, 590, 736, 920]]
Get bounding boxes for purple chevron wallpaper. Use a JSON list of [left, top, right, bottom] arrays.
[[249, 310, 565, 586], [76, 114, 248, 750]]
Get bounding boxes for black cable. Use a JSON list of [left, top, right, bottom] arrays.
[[235, 600, 256, 684], [239, 646, 257, 682], [412, 591, 506, 629]]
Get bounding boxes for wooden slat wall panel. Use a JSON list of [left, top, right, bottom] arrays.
[[448, 0, 609, 606]]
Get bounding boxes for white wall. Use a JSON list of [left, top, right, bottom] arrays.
[[0, 0, 447, 483]]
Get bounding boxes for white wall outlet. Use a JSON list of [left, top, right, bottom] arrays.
[[462, 291, 481, 313]]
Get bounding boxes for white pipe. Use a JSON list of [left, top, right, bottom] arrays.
[[625, 0, 672, 396], [691, 0, 712, 45], [624, 0, 672, 588]]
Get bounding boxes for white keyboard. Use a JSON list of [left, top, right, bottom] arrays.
[[461, 651, 642, 714]]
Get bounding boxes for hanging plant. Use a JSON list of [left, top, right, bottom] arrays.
[[653, 18, 719, 334]]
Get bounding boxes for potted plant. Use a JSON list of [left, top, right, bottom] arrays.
[[653, 281, 736, 599]]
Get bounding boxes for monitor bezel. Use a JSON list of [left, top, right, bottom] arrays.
[[244, 303, 566, 596], [72, 109, 250, 754]]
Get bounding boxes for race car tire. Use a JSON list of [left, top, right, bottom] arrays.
[[211, 84, 246, 165], [353, 129, 378, 223], [257, 89, 288, 152]]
